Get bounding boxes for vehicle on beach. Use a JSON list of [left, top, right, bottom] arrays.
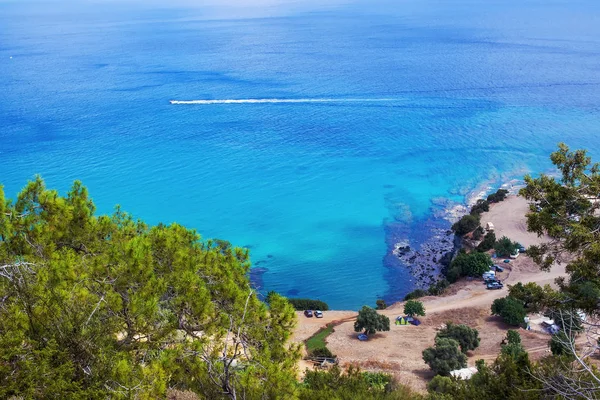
[[493, 265, 504, 272], [314, 310, 323, 318], [486, 282, 503, 290], [304, 310, 313, 317]]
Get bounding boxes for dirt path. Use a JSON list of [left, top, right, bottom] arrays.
[[292, 195, 567, 391]]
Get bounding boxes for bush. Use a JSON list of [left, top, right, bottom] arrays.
[[501, 330, 525, 358], [436, 322, 480, 353], [404, 289, 428, 300], [452, 214, 480, 236], [422, 337, 467, 376], [470, 199, 490, 215], [549, 331, 574, 357], [404, 300, 426, 317], [477, 231, 496, 252], [428, 279, 450, 296], [494, 236, 520, 257], [487, 189, 509, 203], [309, 346, 336, 358], [472, 226, 485, 240], [491, 296, 527, 326], [508, 282, 547, 312], [446, 251, 492, 282], [375, 299, 387, 310], [288, 298, 329, 311]]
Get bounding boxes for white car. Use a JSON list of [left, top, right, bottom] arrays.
[[314, 310, 323, 318]]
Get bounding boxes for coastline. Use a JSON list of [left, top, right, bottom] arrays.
[[293, 194, 566, 391]]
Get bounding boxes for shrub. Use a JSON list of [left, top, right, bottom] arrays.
[[309, 346, 336, 358], [472, 226, 485, 240], [436, 322, 480, 353], [476, 231, 496, 252], [491, 296, 527, 326], [404, 289, 428, 300], [470, 199, 490, 215], [487, 189, 509, 203], [501, 330, 525, 358], [288, 298, 329, 311], [376, 299, 387, 310], [549, 331, 574, 357], [494, 236, 520, 257], [447, 251, 492, 282], [422, 337, 467, 376], [428, 279, 450, 296], [452, 214, 480, 236]]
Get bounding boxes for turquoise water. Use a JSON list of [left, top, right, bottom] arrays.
[[1, 0, 600, 309]]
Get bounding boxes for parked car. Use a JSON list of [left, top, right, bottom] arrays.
[[494, 265, 504, 272], [487, 282, 503, 290], [304, 310, 313, 317], [314, 310, 323, 318]]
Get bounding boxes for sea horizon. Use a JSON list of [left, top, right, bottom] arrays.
[[2, 0, 600, 309]]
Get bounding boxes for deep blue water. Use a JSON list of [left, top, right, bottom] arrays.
[[1, 0, 600, 309]]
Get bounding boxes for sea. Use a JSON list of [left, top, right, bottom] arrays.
[[1, 0, 600, 309]]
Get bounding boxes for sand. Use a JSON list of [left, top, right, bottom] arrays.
[[292, 195, 567, 391]]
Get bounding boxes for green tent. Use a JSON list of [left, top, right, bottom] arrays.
[[395, 316, 408, 325]]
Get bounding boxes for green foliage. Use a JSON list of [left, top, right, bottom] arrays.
[[446, 251, 492, 282], [404, 289, 428, 300], [507, 282, 550, 312], [300, 366, 417, 400], [0, 179, 300, 399], [470, 200, 490, 215], [549, 331, 574, 357], [288, 298, 330, 311], [308, 346, 336, 359], [306, 324, 335, 352], [494, 236, 520, 257], [545, 308, 583, 332], [491, 296, 527, 326], [472, 226, 485, 240], [354, 306, 390, 335], [500, 330, 526, 359], [428, 279, 450, 296], [436, 323, 480, 353], [519, 143, 600, 314], [376, 299, 388, 310], [404, 300, 426, 317], [476, 231, 496, 252], [451, 214, 480, 236], [486, 189, 509, 203], [422, 337, 467, 376]]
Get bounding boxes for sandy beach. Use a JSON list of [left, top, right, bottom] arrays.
[[292, 195, 566, 391]]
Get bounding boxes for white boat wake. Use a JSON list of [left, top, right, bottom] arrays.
[[169, 98, 398, 105]]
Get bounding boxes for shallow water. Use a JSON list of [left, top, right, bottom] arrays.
[[1, 0, 600, 309]]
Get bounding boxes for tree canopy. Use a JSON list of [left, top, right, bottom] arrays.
[[519, 143, 600, 315], [0, 178, 300, 399], [354, 306, 390, 336], [446, 251, 491, 282], [422, 337, 467, 376], [494, 236, 519, 258], [436, 323, 480, 354], [403, 300, 426, 317]]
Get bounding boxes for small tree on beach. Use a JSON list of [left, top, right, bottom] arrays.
[[452, 214, 480, 236], [436, 323, 480, 354], [403, 300, 425, 318], [422, 337, 467, 376], [376, 299, 387, 310], [354, 306, 390, 335], [494, 236, 519, 257], [491, 296, 526, 326]]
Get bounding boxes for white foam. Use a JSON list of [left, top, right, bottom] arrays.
[[169, 98, 397, 105]]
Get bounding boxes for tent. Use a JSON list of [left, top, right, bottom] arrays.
[[395, 316, 409, 325], [409, 318, 421, 326]]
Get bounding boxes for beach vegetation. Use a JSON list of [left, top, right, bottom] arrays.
[[476, 231, 496, 251], [288, 298, 330, 311], [404, 289, 428, 300], [491, 296, 527, 326], [493, 235, 520, 257], [427, 279, 450, 296], [305, 324, 335, 355], [422, 337, 467, 376], [486, 189, 509, 203], [500, 330, 526, 359], [403, 300, 426, 317], [549, 331, 575, 357], [446, 251, 492, 282], [507, 282, 550, 312], [436, 323, 480, 354], [354, 306, 390, 335], [451, 214, 480, 236], [376, 299, 388, 310], [470, 199, 489, 215]]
